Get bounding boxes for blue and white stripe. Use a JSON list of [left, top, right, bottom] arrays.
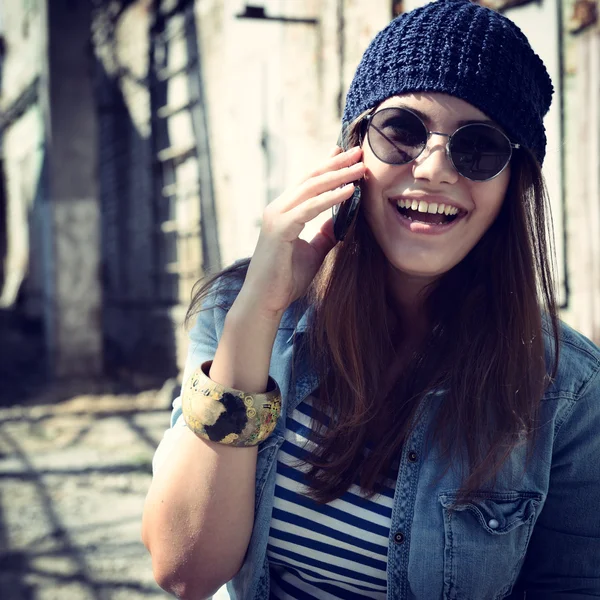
[[267, 397, 397, 599]]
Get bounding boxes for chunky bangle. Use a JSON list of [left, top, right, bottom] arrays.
[[181, 361, 282, 446]]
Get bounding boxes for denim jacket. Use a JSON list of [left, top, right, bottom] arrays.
[[153, 284, 600, 600]]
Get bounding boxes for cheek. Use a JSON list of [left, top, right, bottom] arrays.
[[361, 160, 412, 205], [360, 168, 382, 216], [470, 172, 510, 222], [361, 169, 393, 226], [361, 140, 398, 188]]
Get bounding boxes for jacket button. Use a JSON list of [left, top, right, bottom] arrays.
[[488, 519, 499, 529], [393, 531, 405, 544], [408, 451, 418, 462]]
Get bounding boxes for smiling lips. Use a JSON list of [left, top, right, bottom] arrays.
[[395, 197, 465, 226]]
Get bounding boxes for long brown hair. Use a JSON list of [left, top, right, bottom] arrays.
[[186, 112, 559, 505]]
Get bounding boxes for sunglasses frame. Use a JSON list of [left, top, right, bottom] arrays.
[[361, 107, 520, 182]]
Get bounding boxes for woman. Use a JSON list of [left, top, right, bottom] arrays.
[[142, 1, 600, 598]]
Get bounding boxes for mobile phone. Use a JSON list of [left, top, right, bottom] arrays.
[[332, 184, 361, 242], [332, 125, 362, 242]]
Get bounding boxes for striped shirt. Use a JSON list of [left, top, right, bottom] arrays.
[[267, 396, 397, 599]]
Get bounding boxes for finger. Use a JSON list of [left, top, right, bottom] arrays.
[[282, 161, 365, 213], [328, 146, 342, 158], [307, 145, 362, 179], [285, 183, 356, 226], [267, 147, 362, 217], [295, 146, 362, 188], [309, 217, 337, 262]]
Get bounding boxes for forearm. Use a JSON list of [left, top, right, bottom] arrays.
[[142, 298, 282, 597], [210, 291, 283, 392], [143, 429, 257, 598]]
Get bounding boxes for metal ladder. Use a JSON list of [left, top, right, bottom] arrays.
[[149, 0, 220, 305]]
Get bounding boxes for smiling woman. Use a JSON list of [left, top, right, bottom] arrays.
[[142, 1, 600, 599]]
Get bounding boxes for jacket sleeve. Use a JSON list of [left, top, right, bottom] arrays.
[[151, 284, 237, 474], [517, 364, 600, 598]]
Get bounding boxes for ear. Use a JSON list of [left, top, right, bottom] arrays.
[[358, 116, 370, 147]]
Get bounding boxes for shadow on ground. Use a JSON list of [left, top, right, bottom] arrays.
[[0, 309, 179, 599]]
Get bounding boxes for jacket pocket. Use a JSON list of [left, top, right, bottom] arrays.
[[438, 490, 542, 600]]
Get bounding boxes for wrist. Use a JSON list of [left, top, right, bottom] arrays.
[[228, 290, 286, 329], [209, 295, 282, 394]]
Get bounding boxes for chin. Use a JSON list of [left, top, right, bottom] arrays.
[[391, 263, 453, 280], [385, 251, 465, 281]]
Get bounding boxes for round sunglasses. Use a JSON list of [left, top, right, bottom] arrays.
[[361, 107, 519, 182]]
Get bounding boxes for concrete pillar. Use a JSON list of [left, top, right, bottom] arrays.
[[45, 0, 102, 377]]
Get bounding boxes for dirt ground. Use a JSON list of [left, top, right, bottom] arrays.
[[0, 378, 177, 600]]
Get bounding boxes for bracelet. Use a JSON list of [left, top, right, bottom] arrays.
[[181, 361, 282, 447]]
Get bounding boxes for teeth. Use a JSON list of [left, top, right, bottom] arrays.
[[396, 198, 461, 217]]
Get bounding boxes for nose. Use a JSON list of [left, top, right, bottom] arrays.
[[411, 133, 459, 185]]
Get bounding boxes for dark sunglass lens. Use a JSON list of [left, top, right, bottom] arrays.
[[450, 124, 512, 181], [368, 108, 427, 165]]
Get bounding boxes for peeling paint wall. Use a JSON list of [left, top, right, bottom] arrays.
[[1, 0, 103, 378], [197, 0, 390, 260], [560, 0, 600, 342], [0, 1, 47, 318]]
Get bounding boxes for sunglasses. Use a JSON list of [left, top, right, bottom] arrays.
[[361, 107, 519, 182]]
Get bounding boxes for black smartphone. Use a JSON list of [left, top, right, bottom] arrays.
[[332, 126, 362, 242]]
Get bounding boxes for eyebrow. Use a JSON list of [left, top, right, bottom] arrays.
[[391, 103, 497, 128]]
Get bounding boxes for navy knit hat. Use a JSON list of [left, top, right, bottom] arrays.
[[343, 0, 553, 163]]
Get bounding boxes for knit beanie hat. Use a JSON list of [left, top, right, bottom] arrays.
[[343, 0, 553, 163]]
